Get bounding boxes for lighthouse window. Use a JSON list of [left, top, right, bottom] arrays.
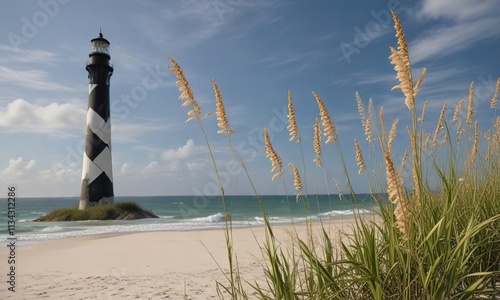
[[91, 45, 110, 55]]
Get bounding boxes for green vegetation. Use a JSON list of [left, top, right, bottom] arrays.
[[35, 202, 158, 222], [168, 11, 500, 299]]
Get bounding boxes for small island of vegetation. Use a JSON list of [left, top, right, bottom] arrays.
[[34, 202, 158, 222]]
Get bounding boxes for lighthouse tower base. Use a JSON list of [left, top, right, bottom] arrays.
[[79, 178, 114, 210], [78, 197, 115, 210]]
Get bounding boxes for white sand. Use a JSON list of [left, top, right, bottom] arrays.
[[0, 219, 355, 299]]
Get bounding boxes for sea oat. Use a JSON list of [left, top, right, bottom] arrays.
[[413, 68, 427, 97], [401, 147, 408, 174], [407, 122, 421, 200], [384, 152, 408, 237], [167, 57, 201, 122], [356, 91, 365, 128], [287, 90, 300, 142], [388, 119, 399, 153], [212, 79, 234, 135], [313, 92, 338, 143], [333, 177, 343, 198], [491, 78, 500, 109], [289, 163, 302, 202], [365, 99, 374, 143], [468, 121, 479, 164], [407, 126, 415, 153], [379, 106, 387, 146], [452, 99, 464, 124], [432, 101, 447, 148], [466, 81, 474, 131], [424, 132, 431, 150], [264, 128, 283, 181], [354, 139, 366, 174], [313, 118, 322, 167], [494, 116, 500, 149], [439, 132, 449, 150], [389, 11, 413, 110], [420, 100, 428, 123]]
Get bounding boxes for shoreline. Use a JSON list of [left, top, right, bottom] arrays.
[[0, 213, 369, 246], [0, 217, 359, 299]]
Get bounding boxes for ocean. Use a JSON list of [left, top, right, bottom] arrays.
[[0, 194, 377, 243]]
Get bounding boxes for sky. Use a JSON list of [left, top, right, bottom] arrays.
[[0, 0, 499, 197]]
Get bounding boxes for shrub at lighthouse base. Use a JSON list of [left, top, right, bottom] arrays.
[[34, 202, 158, 222]]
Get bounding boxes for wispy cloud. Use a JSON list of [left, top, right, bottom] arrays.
[[410, 18, 500, 64], [112, 119, 176, 143], [133, 0, 283, 49], [416, 0, 497, 21], [0, 66, 75, 92], [0, 46, 59, 64], [411, 0, 500, 64]]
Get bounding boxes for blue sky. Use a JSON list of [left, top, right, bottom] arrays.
[[0, 0, 499, 197]]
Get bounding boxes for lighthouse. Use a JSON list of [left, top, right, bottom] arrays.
[[79, 32, 114, 210]]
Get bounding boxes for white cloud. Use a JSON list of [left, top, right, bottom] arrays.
[[0, 99, 85, 135], [120, 162, 135, 175], [144, 161, 160, 173], [162, 139, 195, 160], [187, 161, 205, 172], [2, 157, 36, 177], [40, 166, 81, 183]]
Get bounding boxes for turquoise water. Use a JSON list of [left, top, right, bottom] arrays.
[[0, 194, 378, 243]]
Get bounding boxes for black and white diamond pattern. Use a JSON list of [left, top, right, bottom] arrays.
[[81, 83, 114, 204]]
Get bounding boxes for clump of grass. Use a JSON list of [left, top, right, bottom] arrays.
[[35, 202, 156, 221], [170, 10, 500, 299]]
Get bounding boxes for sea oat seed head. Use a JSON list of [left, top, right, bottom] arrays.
[[388, 119, 399, 153], [468, 120, 479, 164], [491, 78, 500, 109], [287, 90, 300, 142], [333, 177, 343, 198], [379, 106, 387, 146], [389, 11, 414, 110], [413, 68, 427, 97], [354, 139, 366, 174], [212, 79, 233, 135], [453, 99, 465, 134], [439, 132, 449, 150], [313, 91, 338, 143], [313, 118, 323, 167], [356, 91, 366, 128], [264, 128, 283, 181], [289, 163, 302, 202], [424, 132, 431, 150], [453, 99, 464, 124], [365, 99, 374, 143], [420, 100, 428, 123], [384, 152, 408, 237], [401, 147, 408, 174], [167, 57, 202, 122], [432, 101, 447, 148], [466, 81, 475, 131]]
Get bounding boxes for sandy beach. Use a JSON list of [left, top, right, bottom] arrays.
[[0, 219, 355, 299]]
